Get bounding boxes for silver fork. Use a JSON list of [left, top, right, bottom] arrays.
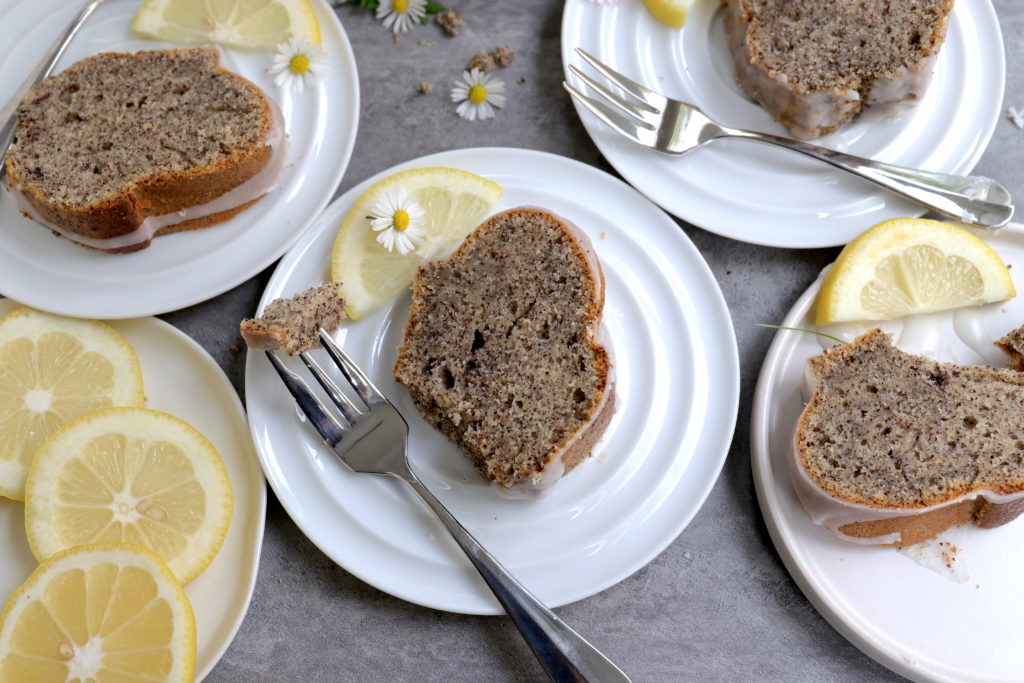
[[266, 330, 631, 683], [564, 48, 1014, 229]]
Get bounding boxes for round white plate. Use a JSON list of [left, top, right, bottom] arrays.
[[561, 0, 1005, 248], [0, 299, 266, 681], [0, 0, 359, 318], [245, 147, 740, 614], [752, 225, 1024, 681]]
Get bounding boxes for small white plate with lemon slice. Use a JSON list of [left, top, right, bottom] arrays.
[[245, 146, 740, 614], [0, 299, 266, 680], [561, 0, 1005, 248], [752, 221, 1024, 681], [0, 0, 358, 319]]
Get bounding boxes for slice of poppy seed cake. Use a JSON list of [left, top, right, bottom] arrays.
[[394, 207, 615, 490], [723, 0, 954, 138]]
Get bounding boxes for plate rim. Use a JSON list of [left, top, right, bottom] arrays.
[[245, 145, 741, 615], [559, 0, 1006, 249], [750, 228, 1024, 682], [143, 315, 267, 681], [0, 0, 360, 319]]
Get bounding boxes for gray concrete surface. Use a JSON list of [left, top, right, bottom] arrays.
[[163, 1, 1023, 680]]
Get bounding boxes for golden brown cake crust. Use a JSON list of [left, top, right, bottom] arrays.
[[5, 48, 274, 251]]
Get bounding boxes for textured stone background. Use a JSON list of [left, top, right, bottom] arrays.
[[157, 1, 1023, 680]]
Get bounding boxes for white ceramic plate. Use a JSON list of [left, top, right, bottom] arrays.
[[561, 0, 1005, 248], [245, 147, 739, 614], [752, 224, 1024, 681], [0, 0, 358, 318], [0, 299, 266, 681]]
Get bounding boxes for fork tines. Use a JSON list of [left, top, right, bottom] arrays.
[[264, 329, 390, 448], [265, 350, 345, 447], [563, 48, 665, 144]]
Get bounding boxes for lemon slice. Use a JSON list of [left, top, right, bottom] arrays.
[[331, 167, 503, 320], [816, 217, 1016, 325], [641, 0, 698, 28], [0, 308, 145, 502], [25, 407, 234, 585], [131, 0, 321, 48], [0, 543, 195, 682]]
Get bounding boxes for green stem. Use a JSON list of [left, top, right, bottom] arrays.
[[755, 323, 848, 345]]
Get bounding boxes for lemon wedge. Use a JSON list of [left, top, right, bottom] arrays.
[[816, 217, 1016, 325], [641, 0, 698, 28], [131, 0, 321, 48], [331, 167, 503, 320], [25, 407, 234, 585], [0, 308, 145, 502], [0, 543, 195, 683]]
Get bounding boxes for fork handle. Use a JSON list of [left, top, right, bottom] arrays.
[[401, 474, 631, 683], [718, 127, 1014, 228]]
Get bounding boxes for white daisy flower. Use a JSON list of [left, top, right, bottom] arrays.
[[451, 69, 506, 121], [376, 0, 427, 34], [368, 185, 427, 254], [268, 37, 327, 94]]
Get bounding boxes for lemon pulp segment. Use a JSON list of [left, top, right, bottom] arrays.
[[132, 0, 321, 48]]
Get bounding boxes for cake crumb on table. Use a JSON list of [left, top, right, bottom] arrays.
[[492, 45, 515, 67], [436, 9, 464, 36], [517, 76, 526, 84], [467, 51, 495, 72], [417, 80, 433, 94]]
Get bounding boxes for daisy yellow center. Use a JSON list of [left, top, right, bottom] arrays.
[[394, 0, 409, 13], [469, 84, 488, 105], [393, 210, 411, 232], [289, 55, 311, 74]]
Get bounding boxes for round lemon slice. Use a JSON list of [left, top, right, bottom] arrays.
[[25, 408, 234, 585], [0, 308, 145, 501], [641, 0, 698, 28], [0, 543, 195, 683], [816, 217, 1016, 325], [131, 0, 321, 49], [331, 167, 503, 320]]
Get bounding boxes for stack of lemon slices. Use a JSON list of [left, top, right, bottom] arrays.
[[0, 308, 233, 681]]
